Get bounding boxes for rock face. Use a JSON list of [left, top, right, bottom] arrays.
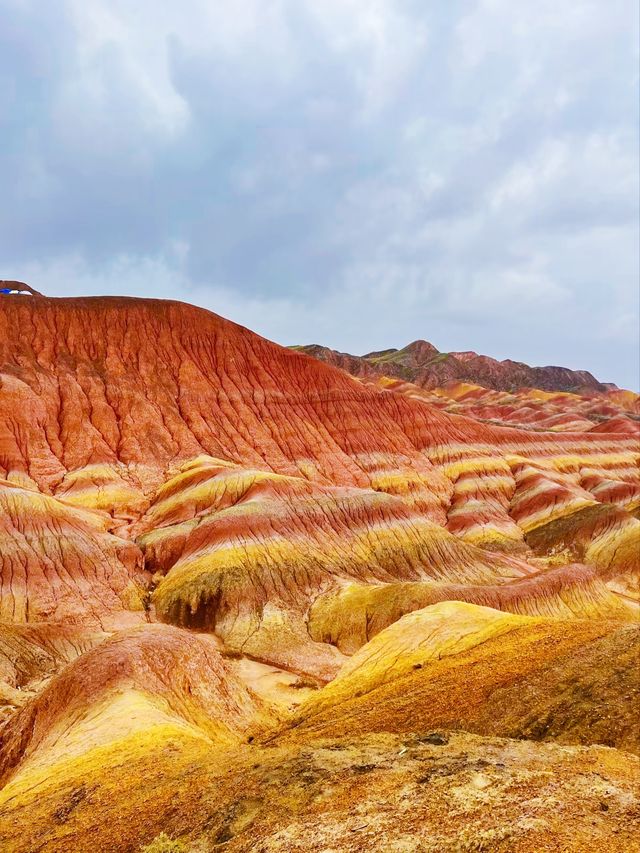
[[0, 479, 146, 628], [0, 623, 270, 788], [296, 343, 640, 433], [0, 292, 638, 852], [296, 340, 616, 393], [293, 601, 640, 753], [367, 375, 640, 434]]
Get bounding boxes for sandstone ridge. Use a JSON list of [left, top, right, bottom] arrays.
[[0, 292, 638, 852]]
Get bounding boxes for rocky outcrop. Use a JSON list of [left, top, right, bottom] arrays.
[[0, 293, 638, 852], [307, 564, 635, 654], [0, 624, 271, 789], [296, 340, 616, 393], [369, 375, 640, 433], [1, 728, 637, 853], [297, 346, 640, 433], [293, 601, 640, 753], [0, 479, 146, 628]]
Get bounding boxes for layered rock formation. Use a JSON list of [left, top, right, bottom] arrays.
[[0, 479, 146, 628], [296, 342, 640, 433], [0, 292, 638, 852], [0, 624, 270, 789], [296, 340, 617, 393], [366, 375, 640, 434], [292, 601, 640, 753]]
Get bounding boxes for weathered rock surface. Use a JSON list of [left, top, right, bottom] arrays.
[[0, 623, 271, 789], [0, 293, 638, 852], [1, 729, 637, 852], [0, 479, 147, 628], [296, 339, 619, 393], [297, 343, 640, 432], [292, 601, 640, 753]]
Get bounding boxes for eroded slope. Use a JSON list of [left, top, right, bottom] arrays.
[[0, 294, 638, 853]]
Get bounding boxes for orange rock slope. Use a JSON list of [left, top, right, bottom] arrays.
[[296, 341, 640, 433], [367, 374, 640, 435], [0, 292, 638, 853]]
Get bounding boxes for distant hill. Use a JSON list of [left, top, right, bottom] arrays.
[[294, 340, 617, 394]]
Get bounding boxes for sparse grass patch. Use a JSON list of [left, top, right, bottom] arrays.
[[140, 832, 187, 853]]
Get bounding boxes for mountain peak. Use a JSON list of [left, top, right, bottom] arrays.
[[296, 340, 616, 394]]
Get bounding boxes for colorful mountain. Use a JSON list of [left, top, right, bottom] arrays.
[[295, 340, 619, 393], [295, 342, 640, 434], [0, 291, 638, 852]]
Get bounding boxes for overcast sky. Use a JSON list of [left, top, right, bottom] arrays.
[[1, 1, 638, 388]]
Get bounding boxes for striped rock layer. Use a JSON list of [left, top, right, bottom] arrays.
[[295, 339, 616, 393], [0, 294, 638, 852], [296, 341, 640, 432], [363, 374, 640, 435]]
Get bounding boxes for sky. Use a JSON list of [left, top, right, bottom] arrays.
[[1, 0, 638, 388]]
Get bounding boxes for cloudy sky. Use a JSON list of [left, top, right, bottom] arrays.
[[1, 1, 638, 387]]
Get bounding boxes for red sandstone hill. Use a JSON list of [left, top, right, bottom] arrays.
[[295, 343, 639, 433], [295, 340, 617, 394], [0, 295, 634, 491], [0, 295, 590, 499], [0, 291, 638, 853]]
